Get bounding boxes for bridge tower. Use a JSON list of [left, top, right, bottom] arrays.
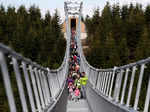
[[63, 0, 87, 40]]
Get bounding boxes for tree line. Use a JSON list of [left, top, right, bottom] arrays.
[[84, 3, 150, 110], [0, 5, 66, 69], [85, 2, 150, 69]]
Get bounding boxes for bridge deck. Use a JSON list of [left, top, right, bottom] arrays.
[[67, 99, 91, 112]]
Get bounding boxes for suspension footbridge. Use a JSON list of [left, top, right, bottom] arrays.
[[0, 1, 150, 112]]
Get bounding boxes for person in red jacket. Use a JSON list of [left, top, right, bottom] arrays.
[[73, 55, 77, 62]]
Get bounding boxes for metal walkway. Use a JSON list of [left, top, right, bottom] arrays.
[[67, 99, 91, 112]]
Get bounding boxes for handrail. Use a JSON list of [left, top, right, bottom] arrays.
[[75, 2, 150, 112]]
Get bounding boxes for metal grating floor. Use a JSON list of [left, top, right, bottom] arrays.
[[67, 99, 91, 112]]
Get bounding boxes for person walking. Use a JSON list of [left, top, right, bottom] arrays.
[[74, 74, 81, 90], [80, 72, 88, 99], [73, 87, 81, 102]]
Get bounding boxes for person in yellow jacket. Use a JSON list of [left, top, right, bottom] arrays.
[[74, 74, 81, 90], [80, 72, 88, 99]]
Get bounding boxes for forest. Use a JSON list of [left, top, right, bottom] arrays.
[[0, 5, 66, 111], [0, 5, 66, 69], [85, 2, 150, 69]]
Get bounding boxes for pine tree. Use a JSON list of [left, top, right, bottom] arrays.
[[90, 8, 101, 42], [104, 32, 120, 68], [126, 4, 145, 60], [121, 5, 129, 38], [11, 6, 28, 54], [0, 5, 6, 43], [145, 5, 150, 35], [6, 6, 17, 46], [117, 38, 130, 65], [135, 28, 150, 60], [101, 2, 112, 43], [111, 4, 122, 44], [145, 5, 150, 24]]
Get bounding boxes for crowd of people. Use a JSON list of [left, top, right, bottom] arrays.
[[67, 28, 88, 102]]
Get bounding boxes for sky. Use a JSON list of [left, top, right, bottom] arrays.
[[0, 0, 150, 20]]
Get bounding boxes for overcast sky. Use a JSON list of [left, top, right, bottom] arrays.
[[0, 0, 150, 20]]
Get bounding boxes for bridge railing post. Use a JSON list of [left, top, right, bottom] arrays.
[[90, 69, 94, 86], [0, 52, 17, 112], [103, 72, 109, 95], [44, 71, 52, 102], [22, 62, 36, 112], [56, 71, 61, 96], [114, 69, 124, 102], [12, 57, 28, 112], [88, 68, 92, 83], [101, 72, 105, 93], [38, 70, 47, 107], [42, 71, 50, 106], [106, 72, 112, 97], [120, 68, 130, 104], [84, 60, 86, 72], [99, 72, 103, 91], [92, 70, 97, 88], [29, 65, 42, 112], [100, 72, 104, 92], [134, 64, 145, 110], [96, 71, 101, 90], [42, 71, 48, 104], [51, 72, 59, 98], [61, 70, 65, 86], [39, 70, 48, 106], [34, 68, 45, 109], [95, 70, 99, 89], [86, 64, 90, 77], [102, 72, 107, 94], [126, 66, 137, 107], [63, 66, 66, 80], [56, 72, 61, 90], [113, 71, 119, 100], [47, 68, 52, 97], [109, 66, 117, 99], [57, 70, 62, 89], [144, 72, 150, 112]]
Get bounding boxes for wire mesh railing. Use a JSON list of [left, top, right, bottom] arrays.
[[75, 2, 150, 111]]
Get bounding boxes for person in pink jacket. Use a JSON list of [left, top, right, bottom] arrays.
[[73, 87, 81, 102]]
